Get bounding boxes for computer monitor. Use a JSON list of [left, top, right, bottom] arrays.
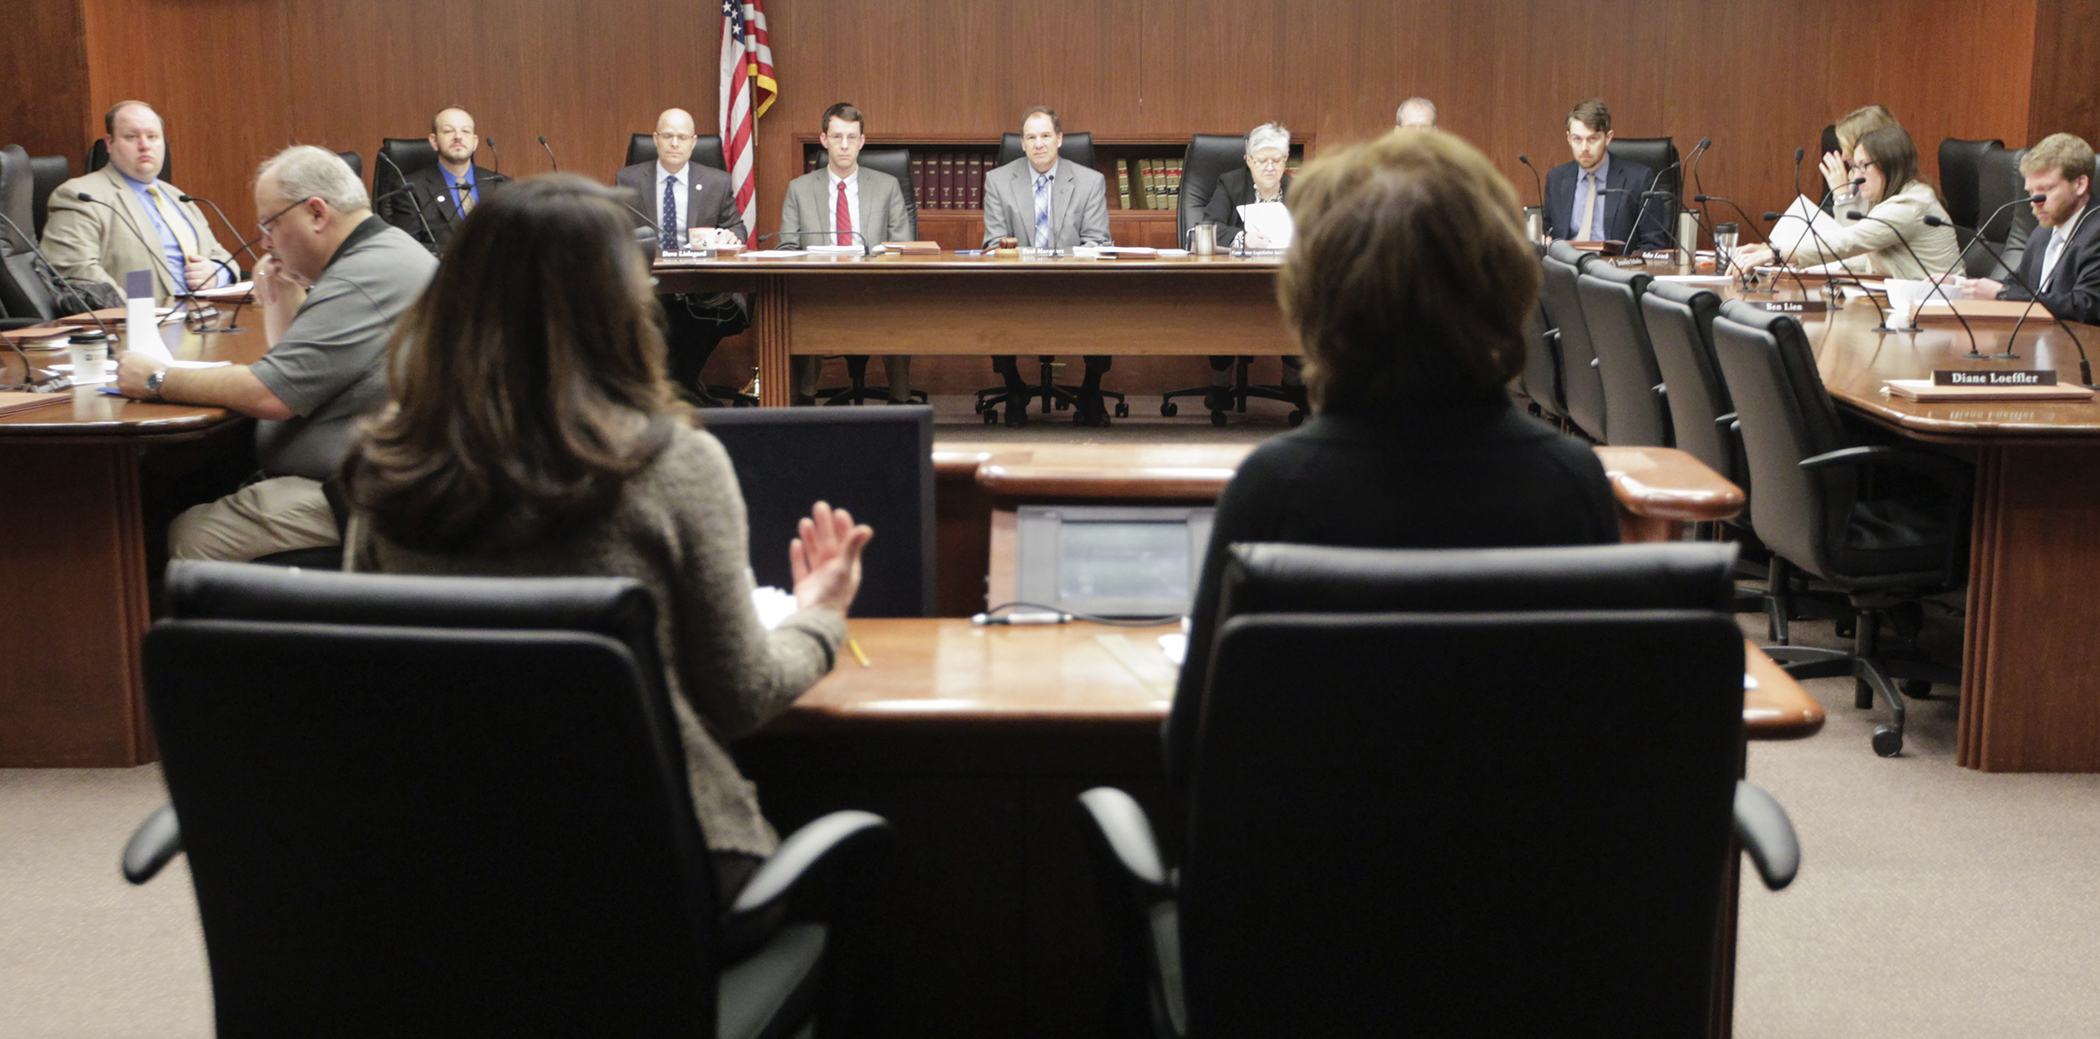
[[1013, 504, 1215, 617]]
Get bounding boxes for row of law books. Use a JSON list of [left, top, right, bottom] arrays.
[[1115, 157, 1306, 211], [802, 151, 997, 209]]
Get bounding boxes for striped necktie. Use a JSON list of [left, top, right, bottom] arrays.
[[1033, 171, 1054, 249], [661, 175, 680, 253], [837, 180, 853, 246]]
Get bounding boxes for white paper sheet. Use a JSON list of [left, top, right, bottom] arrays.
[[1767, 194, 1830, 256], [1237, 201, 1295, 248]]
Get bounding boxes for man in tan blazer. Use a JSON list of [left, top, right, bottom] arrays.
[[779, 102, 915, 403], [42, 100, 236, 305]]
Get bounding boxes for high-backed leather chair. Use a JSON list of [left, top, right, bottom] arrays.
[[88, 138, 170, 184], [1607, 135, 1679, 249], [1519, 243, 1568, 426], [336, 149, 362, 180], [0, 145, 35, 254], [626, 132, 729, 173], [1937, 137, 2001, 232], [124, 560, 894, 1038], [697, 405, 936, 617], [1083, 541, 1799, 1038], [812, 146, 929, 405], [1640, 279, 1742, 494], [1160, 133, 1307, 426], [1976, 144, 2034, 280], [975, 132, 1125, 425], [1710, 302, 1969, 756], [1575, 260, 1672, 446], [30, 154, 69, 237], [1538, 241, 1606, 440]]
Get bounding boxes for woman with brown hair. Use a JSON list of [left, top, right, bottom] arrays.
[[1164, 128, 1620, 783], [1735, 124, 1960, 279], [342, 173, 872, 902]]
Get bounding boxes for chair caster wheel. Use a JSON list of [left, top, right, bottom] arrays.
[[1055, 398, 1070, 410], [1871, 725, 1903, 757], [1004, 407, 1029, 428], [1161, 402, 1178, 417], [1115, 402, 1129, 418], [983, 409, 999, 425], [1288, 410, 1307, 427], [1899, 679, 1933, 699], [1211, 409, 1228, 427]]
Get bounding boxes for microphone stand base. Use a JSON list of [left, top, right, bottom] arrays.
[[1872, 325, 1922, 334]]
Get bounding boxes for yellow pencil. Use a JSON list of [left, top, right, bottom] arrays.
[[847, 636, 871, 668]]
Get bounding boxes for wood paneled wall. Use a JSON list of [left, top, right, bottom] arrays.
[[36, 0, 2068, 242]]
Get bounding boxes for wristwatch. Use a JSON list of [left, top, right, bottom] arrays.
[[144, 368, 168, 400]]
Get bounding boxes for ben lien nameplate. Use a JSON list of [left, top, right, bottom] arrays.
[[1743, 300, 1829, 314], [1933, 369, 2057, 386]]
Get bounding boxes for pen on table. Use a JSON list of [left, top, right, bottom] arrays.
[[847, 636, 871, 668]]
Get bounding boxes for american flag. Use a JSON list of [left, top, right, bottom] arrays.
[[719, 0, 776, 233]]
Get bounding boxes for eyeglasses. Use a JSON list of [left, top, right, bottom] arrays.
[[257, 195, 314, 238], [1250, 155, 1288, 169], [654, 132, 697, 144], [1567, 133, 1608, 147]]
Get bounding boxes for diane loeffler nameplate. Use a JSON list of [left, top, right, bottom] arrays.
[[1932, 369, 2057, 386]]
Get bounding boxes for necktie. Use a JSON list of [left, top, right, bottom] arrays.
[[837, 180, 853, 246], [1033, 172, 1053, 249], [2041, 229, 2068, 291], [1576, 173, 1598, 241], [145, 186, 197, 255], [662, 175, 680, 253], [455, 178, 474, 218]]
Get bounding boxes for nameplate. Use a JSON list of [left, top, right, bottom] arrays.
[[1608, 256, 1648, 268], [1933, 369, 2057, 387], [1743, 300, 1829, 314], [1640, 250, 1679, 262]]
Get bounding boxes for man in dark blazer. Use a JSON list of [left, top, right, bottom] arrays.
[[383, 106, 509, 255], [614, 107, 748, 402], [981, 106, 1115, 425], [1966, 133, 2100, 325], [1541, 98, 1668, 252]]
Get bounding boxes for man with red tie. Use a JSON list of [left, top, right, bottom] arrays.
[[779, 102, 915, 403]]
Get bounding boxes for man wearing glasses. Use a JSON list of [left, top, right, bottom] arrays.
[[114, 145, 436, 562], [1541, 98, 1668, 251], [615, 107, 748, 403]]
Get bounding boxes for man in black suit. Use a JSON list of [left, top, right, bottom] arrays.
[[1541, 98, 1668, 252], [1962, 133, 2100, 325], [383, 106, 509, 255], [613, 107, 748, 402]]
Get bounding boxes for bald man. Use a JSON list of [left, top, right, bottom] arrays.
[[380, 106, 510, 254], [614, 107, 747, 403]]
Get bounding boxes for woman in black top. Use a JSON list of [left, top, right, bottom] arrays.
[[1167, 128, 1621, 784]]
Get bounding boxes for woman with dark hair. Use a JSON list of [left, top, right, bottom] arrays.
[[343, 173, 872, 902], [1735, 124, 1959, 279], [1164, 129, 1620, 784]]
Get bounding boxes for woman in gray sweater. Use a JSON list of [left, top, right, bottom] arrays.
[[341, 174, 872, 904]]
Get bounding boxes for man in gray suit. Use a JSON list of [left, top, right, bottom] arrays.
[[781, 102, 915, 403], [982, 106, 1115, 426], [614, 107, 747, 403]]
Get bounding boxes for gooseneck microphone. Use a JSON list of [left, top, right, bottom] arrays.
[[1926, 207, 2094, 384], [1517, 154, 1545, 207], [761, 228, 874, 257], [484, 136, 500, 176], [1687, 137, 1715, 234], [1921, 193, 2046, 358], [376, 152, 439, 249], [175, 193, 260, 266], [1847, 209, 1978, 348], [539, 135, 559, 172]]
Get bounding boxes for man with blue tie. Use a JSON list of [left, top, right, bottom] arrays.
[[614, 107, 748, 403], [41, 100, 235, 305], [981, 106, 1115, 426], [1541, 98, 1668, 252], [383, 106, 510, 255]]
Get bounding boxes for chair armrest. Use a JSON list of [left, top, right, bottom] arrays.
[[1733, 781, 1799, 890], [1078, 786, 1171, 896], [121, 803, 182, 885], [1799, 444, 1972, 487], [727, 809, 892, 924]]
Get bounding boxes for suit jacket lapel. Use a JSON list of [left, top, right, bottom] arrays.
[[1052, 159, 1075, 238], [100, 166, 171, 297]]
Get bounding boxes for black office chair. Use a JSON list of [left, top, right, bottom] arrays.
[[1710, 301, 1969, 756], [0, 149, 63, 327], [1641, 279, 1744, 498], [30, 154, 69, 237], [699, 405, 936, 617], [1160, 134, 1308, 427], [626, 132, 729, 173], [1976, 144, 2034, 280], [1937, 137, 2000, 234], [974, 132, 1125, 426], [0, 145, 34, 255], [372, 137, 439, 217], [88, 138, 170, 184], [812, 146, 929, 406], [335, 149, 362, 180], [1607, 136, 1680, 250], [1575, 260, 1672, 447], [1538, 241, 1606, 440], [1517, 243, 1570, 427], [1086, 541, 1798, 1039], [123, 560, 894, 1038]]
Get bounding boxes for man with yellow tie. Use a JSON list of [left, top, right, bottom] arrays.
[[41, 100, 236, 305]]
